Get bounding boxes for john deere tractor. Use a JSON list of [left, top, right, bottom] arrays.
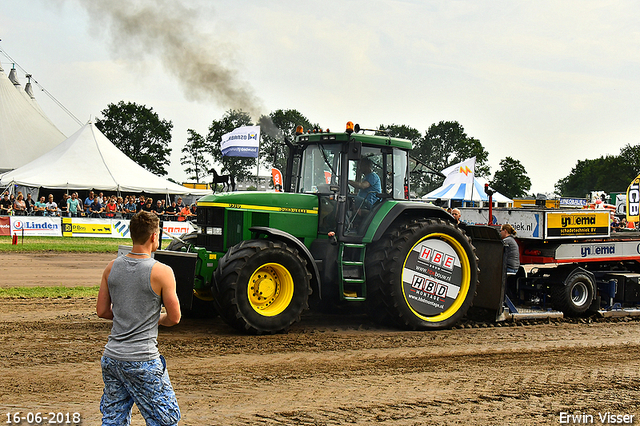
[[162, 122, 492, 334]]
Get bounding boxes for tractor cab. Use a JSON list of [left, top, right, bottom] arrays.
[[287, 122, 411, 240]]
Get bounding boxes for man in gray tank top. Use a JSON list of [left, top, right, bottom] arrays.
[[97, 211, 182, 425]]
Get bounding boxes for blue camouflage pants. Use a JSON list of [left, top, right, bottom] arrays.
[[100, 355, 180, 426]]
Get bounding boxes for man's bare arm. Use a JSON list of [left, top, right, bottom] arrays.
[[96, 261, 114, 319], [151, 263, 181, 327]]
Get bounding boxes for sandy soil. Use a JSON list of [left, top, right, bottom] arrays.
[[1, 253, 640, 425]]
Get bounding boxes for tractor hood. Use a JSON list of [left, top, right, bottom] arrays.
[[198, 191, 319, 214]]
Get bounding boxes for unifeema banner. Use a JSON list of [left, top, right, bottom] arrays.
[[221, 125, 260, 157]]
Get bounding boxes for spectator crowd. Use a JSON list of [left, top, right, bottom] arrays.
[[0, 190, 197, 221]]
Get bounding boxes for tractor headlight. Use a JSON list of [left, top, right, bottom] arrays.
[[206, 227, 223, 235]]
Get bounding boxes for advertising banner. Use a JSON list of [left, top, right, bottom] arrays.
[[545, 211, 610, 239], [559, 198, 587, 208], [62, 217, 114, 238], [61, 217, 196, 239], [4, 216, 196, 239], [626, 173, 640, 223], [459, 208, 541, 239], [10, 216, 62, 236], [555, 240, 640, 262], [0, 216, 10, 236], [272, 168, 283, 192], [221, 125, 260, 157], [162, 222, 196, 240]]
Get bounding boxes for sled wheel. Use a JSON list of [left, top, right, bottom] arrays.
[[366, 219, 479, 330], [551, 270, 595, 316], [213, 239, 311, 334]]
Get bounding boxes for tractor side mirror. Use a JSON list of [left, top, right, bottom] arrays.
[[347, 140, 361, 160]]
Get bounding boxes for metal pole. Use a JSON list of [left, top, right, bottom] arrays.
[[256, 132, 261, 189]]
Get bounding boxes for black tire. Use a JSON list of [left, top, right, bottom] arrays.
[[165, 231, 217, 318], [366, 219, 479, 330], [213, 239, 312, 334], [551, 271, 595, 316], [165, 231, 197, 251]]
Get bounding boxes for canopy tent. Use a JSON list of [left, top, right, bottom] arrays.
[[422, 177, 513, 205], [0, 63, 66, 173], [0, 121, 210, 196]]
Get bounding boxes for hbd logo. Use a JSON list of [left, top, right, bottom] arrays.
[[411, 275, 449, 299]]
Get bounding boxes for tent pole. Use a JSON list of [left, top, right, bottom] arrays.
[[470, 178, 475, 208]]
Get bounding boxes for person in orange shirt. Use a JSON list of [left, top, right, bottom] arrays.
[[178, 205, 193, 222]]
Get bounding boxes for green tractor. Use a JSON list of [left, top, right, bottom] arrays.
[[163, 122, 493, 334]]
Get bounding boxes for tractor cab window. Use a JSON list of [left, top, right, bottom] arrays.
[[345, 147, 409, 235], [348, 148, 384, 208], [345, 148, 384, 235], [298, 144, 341, 193], [392, 149, 408, 200]]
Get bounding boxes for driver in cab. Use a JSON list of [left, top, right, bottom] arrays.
[[348, 157, 381, 209]]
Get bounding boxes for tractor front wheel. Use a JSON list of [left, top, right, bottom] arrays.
[[213, 239, 312, 334]]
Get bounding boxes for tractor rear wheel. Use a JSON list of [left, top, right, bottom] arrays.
[[366, 219, 479, 330], [213, 239, 312, 334]]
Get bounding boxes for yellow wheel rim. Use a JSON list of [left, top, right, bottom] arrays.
[[194, 289, 214, 301], [402, 232, 472, 322], [248, 263, 294, 316]]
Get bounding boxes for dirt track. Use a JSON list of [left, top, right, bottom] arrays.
[[1, 252, 640, 425]]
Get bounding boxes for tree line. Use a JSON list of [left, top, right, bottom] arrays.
[[95, 101, 639, 199]]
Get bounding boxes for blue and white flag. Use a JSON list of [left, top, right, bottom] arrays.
[[221, 125, 260, 157], [440, 157, 476, 200]]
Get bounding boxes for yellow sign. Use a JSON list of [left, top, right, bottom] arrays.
[[626, 173, 640, 223], [545, 211, 610, 239], [62, 218, 112, 236]]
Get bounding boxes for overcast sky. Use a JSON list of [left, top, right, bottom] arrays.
[[1, 0, 639, 194]]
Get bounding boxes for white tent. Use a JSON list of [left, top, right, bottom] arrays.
[[0, 121, 210, 196], [0, 64, 66, 172], [422, 177, 513, 205]]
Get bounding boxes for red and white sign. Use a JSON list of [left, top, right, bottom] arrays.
[[272, 168, 283, 192], [0, 217, 10, 236]]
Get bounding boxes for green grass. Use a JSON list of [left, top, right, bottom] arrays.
[[0, 236, 131, 253], [0, 286, 100, 298]]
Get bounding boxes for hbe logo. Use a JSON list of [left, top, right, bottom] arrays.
[[418, 245, 454, 271]]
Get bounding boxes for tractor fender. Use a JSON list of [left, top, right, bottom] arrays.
[[249, 226, 322, 299], [371, 202, 455, 242]]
